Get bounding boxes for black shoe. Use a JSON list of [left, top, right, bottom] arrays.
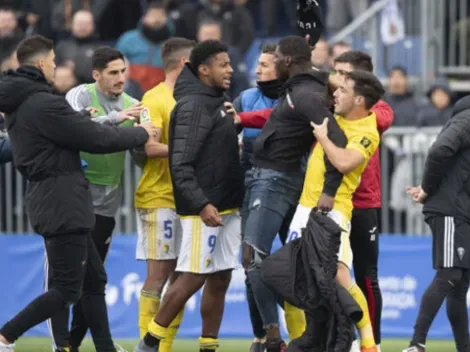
[[249, 341, 266, 352], [266, 339, 287, 352], [55, 348, 71, 352]]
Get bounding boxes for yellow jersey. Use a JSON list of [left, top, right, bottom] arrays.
[[135, 83, 175, 209], [299, 113, 380, 220]]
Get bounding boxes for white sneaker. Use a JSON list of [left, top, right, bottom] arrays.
[[349, 339, 360, 352], [114, 343, 128, 352], [0, 341, 15, 351]]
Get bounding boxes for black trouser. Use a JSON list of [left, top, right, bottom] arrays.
[[0, 233, 113, 351], [48, 215, 116, 351], [350, 208, 382, 345]]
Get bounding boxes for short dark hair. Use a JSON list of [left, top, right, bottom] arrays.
[[345, 70, 385, 109], [261, 43, 276, 55], [161, 37, 195, 71], [16, 35, 53, 65], [92, 47, 124, 71], [189, 40, 228, 72], [389, 65, 407, 77], [334, 50, 373, 72], [277, 35, 311, 65]]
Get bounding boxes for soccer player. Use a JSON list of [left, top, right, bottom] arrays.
[[330, 51, 394, 352], [134, 40, 244, 352], [134, 37, 195, 351], [44, 46, 143, 352], [287, 70, 385, 352], [404, 95, 470, 352], [0, 35, 157, 352], [242, 35, 347, 352]]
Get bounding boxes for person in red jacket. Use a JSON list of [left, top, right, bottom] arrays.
[[232, 51, 394, 352]]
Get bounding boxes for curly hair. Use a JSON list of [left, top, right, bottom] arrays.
[[189, 40, 228, 72]]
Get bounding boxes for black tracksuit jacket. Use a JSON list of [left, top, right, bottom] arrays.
[[422, 95, 470, 224], [0, 66, 149, 237], [251, 70, 347, 196]]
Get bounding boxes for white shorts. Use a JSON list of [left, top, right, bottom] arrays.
[[176, 210, 242, 274], [136, 208, 182, 261], [286, 204, 353, 269]]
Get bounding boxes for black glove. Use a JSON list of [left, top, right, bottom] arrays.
[[297, 0, 324, 47]]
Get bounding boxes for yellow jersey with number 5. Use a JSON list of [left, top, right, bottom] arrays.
[[299, 113, 380, 220], [135, 83, 175, 209]]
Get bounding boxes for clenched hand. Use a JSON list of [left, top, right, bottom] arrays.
[[200, 203, 223, 227]]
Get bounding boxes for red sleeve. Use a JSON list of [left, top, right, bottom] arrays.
[[239, 108, 273, 128], [371, 100, 394, 135]]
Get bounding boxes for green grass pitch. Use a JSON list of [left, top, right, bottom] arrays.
[[14, 338, 454, 351]]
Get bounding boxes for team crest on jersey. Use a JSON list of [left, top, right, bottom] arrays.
[[140, 107, 151, 123], [360, 137, 371, 148]]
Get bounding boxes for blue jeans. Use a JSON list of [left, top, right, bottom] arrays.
[[242, 167, 304, 327]]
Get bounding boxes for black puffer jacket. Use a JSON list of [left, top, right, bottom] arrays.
[[0, 66, 149, 237], [261, 211, 360, 352], [169, 64, 244, 216]]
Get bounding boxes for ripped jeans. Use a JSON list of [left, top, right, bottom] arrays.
[[242, 167, 304, 328]]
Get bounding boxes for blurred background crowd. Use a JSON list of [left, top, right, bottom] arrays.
[[0, 0, 469, 236]]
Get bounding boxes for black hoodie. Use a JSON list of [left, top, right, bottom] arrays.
[[252, 70, 347, 197], [422, 95, 470, 224], [0, 66, 149, 237], [168, 64, 244, 215]]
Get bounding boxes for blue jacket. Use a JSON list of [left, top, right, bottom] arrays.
[[0, 138, 12, 164], [233, 87, 277, 171]]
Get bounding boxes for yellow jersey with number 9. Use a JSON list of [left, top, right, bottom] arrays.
[[135, 83, 175, 209], [299, 113, 380, 220]]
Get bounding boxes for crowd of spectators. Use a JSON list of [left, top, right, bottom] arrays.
[[0, 0, 457, 234]]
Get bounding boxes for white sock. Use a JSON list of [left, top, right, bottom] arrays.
[[350, 339, 360, 352], [0, 340, 13, 347]]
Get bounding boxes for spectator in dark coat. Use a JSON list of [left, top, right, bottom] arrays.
[[384, 66, 420, 126], [173, 0, 255, 56], [0, 8, 23, 57], [417, 77, 453, 127], [55, 10, 101, 84]]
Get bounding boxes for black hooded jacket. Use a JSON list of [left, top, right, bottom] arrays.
[[168, 64, 244, 216], [251, 70, 347, 197], [422, 95, 470, 224], [0, 66, 149, 237]]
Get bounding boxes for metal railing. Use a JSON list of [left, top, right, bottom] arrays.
[[0, 127, 443, 236], [380, 126, 442, 235], [329, 0, 444, 92]]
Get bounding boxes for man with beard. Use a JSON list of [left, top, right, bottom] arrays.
[[241, 35, 347, 352], [45, 46, 144, 352], [0, 35, 157, 352], [228, 43, 306, 352], [116, 2, 175, 92], [134, 40, 244, 352]]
